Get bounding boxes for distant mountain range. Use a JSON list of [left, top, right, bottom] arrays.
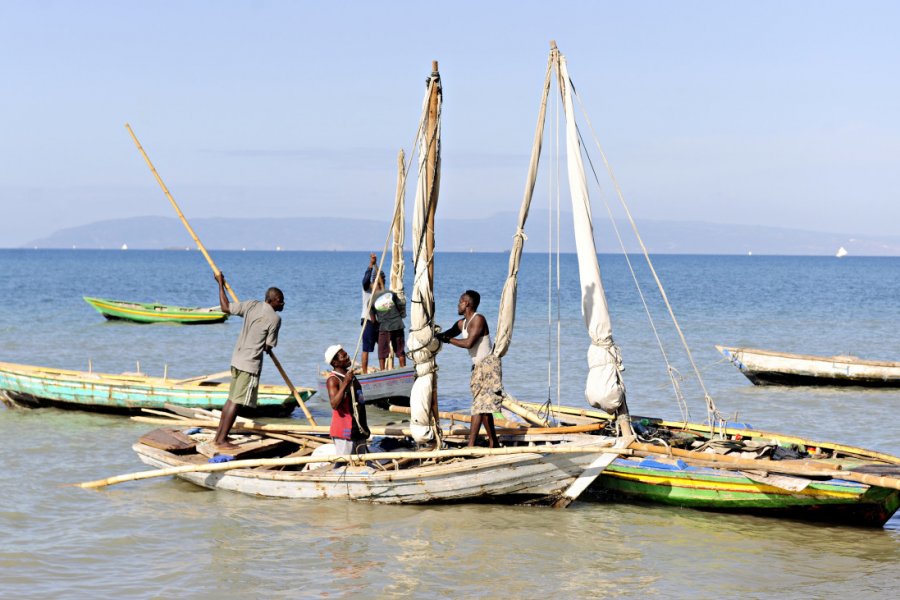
[[20, 212, 900, 255]]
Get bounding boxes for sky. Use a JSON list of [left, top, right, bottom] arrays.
[[1, 0, 898, 247]]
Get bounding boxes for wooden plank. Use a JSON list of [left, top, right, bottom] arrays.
[[196, 437, 286, 459], [553, 437, 627, 508], [138, 428, 196, 453]]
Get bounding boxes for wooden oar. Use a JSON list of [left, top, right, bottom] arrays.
[[75, 443, 631, 489], [125, 123, 317, 426]]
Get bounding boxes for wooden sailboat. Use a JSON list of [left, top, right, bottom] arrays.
[[95, 61, 618, 507], [486, 42, 900, 525]]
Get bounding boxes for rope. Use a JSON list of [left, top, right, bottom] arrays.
[[349, 81, 432, 368], [568, 78, 725, 431]]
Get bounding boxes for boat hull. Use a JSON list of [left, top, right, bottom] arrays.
[[591, 457, 900, 527], [0, 361, 312, 417], [84, 296, 228, 324], [717, 345, 900, 387], [317, 366, 415, 406], [133, 435, 611, 504]]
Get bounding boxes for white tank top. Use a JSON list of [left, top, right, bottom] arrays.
[[461, 312, 492, 365]]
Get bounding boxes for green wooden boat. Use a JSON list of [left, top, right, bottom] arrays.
[[517, 401, 900, 527], [83, 296, 228, 324], [0, 360, 313, 417]]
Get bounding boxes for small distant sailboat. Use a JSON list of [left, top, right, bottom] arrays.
[[836, 246, 848, 258], [121, 243, 129, 251]]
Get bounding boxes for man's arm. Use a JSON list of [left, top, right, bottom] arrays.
[[265, 318, 281, 353], [362, 253, 377, 292], [215, 272, 230, 313], [447, 315, 486, 349], [395, 293, 406, 320], [438, 319, 463, 343], [326, 372, 356, 410]]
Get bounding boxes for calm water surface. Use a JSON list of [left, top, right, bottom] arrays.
[[1, 250, 898, 598]]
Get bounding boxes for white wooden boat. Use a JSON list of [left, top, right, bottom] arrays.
[[716, 345, 900, 387], [132, 431, 616, 504]]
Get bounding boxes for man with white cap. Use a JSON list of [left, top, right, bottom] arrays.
[[324, 344, 370, 456]]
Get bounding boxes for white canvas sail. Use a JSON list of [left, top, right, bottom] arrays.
[[407, 68, 442, 443], [558, 55, 626, 414]]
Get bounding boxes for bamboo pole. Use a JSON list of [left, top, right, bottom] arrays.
[[388, 404, 525, 430], [129, 415, 606, 436], [75, 443, 631, 489], [125, 123, 316, 426], [517, 399, 900, 466], [628, 444, 900, 491]]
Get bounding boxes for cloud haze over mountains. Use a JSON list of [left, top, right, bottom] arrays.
[[21, 212, 900, 256]]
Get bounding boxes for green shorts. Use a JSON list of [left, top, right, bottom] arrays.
[[228, 367, 260, 407]]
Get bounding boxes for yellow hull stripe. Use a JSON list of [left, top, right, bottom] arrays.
[[610, 471, 860, 499]]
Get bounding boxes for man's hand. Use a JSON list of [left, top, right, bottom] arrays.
[[215, 271, 226, 286]]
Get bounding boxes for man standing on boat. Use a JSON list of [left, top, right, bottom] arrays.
[[360, 253, 379, 373], [372, 272, 407, 370], [438, 290, 502, 448], [211, 272, 284, 452], [324, 344, 370, 456]]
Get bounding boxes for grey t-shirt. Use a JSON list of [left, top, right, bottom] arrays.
[[228, 300, 281, 375]]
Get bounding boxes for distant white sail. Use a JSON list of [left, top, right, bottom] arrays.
[[121, 243, 128, 250], [836, 246, 848, 258]]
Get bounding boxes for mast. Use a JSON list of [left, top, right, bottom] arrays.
[[425, 60, 441, 288], [408, 62, 443, 444]]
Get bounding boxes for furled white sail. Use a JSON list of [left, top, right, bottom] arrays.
[[407, 69, 442, 443], [391, 149, 407, 302], [558, 55, 626, 414]]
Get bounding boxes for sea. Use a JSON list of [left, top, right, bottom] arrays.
[[1, 248, 898, 598]]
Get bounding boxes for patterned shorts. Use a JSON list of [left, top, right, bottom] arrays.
[[470, 354, 505, 415]]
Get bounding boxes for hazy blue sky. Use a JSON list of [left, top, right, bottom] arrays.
[[1, 0, 898, 247]]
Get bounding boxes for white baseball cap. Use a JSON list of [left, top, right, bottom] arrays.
[[324, 344, 343, 365]]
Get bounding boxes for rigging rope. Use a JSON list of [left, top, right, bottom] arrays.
[[568, 81, 725, 430], [349, 84, 432, 368]]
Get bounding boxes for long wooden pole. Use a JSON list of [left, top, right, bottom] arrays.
[[129, 415, 607, 436], [125, 123, 317, 426], [425, 62, 441, 437], [76, 443, 631, 489]]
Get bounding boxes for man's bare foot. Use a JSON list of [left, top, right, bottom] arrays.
[[212, 441, 241, 452]]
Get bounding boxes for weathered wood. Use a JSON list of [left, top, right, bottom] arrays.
[[77, 440, 626, 489], [130, 415, 606, 436], [553, 437, 632, 508], [196, 437, 286, 459], [138, 428, 196, 453], [388, 404, 525, 429]]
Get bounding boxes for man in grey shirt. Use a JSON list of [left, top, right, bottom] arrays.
[[212, 271, 284, 452]]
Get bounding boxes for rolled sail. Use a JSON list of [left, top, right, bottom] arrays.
[[558, 54, 626, 414]]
